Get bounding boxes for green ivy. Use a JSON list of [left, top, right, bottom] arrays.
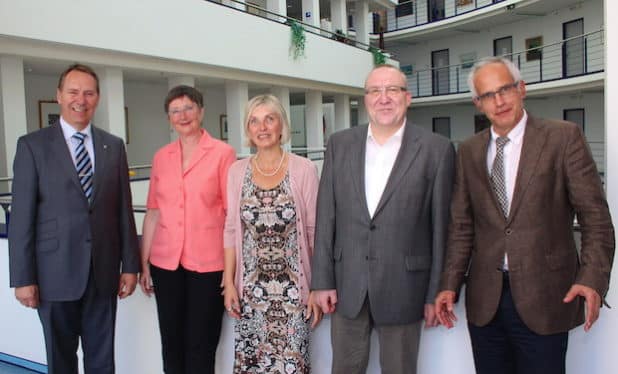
[[369, 47, 387, 65], [289, 20, 306, 60]]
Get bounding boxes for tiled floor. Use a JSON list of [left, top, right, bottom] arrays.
[[0, 362, 40, 374]]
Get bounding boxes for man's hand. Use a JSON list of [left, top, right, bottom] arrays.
[[118, 273, 138, 299], [424, 303, 438, 328], [15, 285, 39, 309], [563, 284, 601, 332], [435, 290, 458, 328], [313, 289, 338, 314]]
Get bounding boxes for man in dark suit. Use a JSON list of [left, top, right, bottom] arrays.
[[8, 64, 139, 374], [435, 57, 614, 374], [311, 65, 455, 374]]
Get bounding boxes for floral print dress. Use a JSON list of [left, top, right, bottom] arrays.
[[234, 167, 310, 374]]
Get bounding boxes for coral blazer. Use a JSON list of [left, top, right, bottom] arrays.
[[147, 130, 236, 272]]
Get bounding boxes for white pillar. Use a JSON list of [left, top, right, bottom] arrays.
[[222, 0, 246, 11], [302, 0, 320, 28], [271, 86, 292, 151], [0, 56, 27, 177], [354, 0, 370, 47], [334, 94, 351, 132], [357, 98, 369, 125], [167, 76, 196, 142], [599, 0, 618, 371], [225, 81, 250, 156], [305, 90, 324, 149], [266, 0, 286, 22], [94, 67, 126, 142], [331, 0, 347, 34]]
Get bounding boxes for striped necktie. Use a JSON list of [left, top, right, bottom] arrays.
[[73, 132, 93, 200], [490, 136, 510, 218]]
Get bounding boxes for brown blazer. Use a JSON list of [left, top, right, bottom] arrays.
[[440, 115, 614, 335]]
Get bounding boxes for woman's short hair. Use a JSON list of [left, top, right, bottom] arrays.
[[243, 94, 291, 148], [164, 85, 204, 113]]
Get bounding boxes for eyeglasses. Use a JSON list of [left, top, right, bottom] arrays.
[[364, 86, 407, 98], [474, 82, 520, 103], [168, 105, 196, 117]]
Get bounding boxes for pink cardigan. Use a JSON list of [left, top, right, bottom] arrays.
[[223, 153, 318, 305]]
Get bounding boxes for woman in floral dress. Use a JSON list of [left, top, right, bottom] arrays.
[[223, 94, 322, 373]]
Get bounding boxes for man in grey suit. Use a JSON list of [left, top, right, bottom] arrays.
[[311, 65, 455, 373], [8, 64, 139, 374]]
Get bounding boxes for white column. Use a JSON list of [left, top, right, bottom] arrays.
[[271, 86, 292, 151], [94, 67, 126, 142], [266, 0, 286, 22], [225, 81, 250, 156], [334, 94, 351, 132], [0, 56, 27, 177], [331, 0, 347, 34], [167, 76, 195, 142], [305, 90, 324, 149], [599, 0, 618, 371], [354, 0, 370, 47], [302, 0, 320, 28], [222, 0, 246, 11], [357, 97, 369, 125]]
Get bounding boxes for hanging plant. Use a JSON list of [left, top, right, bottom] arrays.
[[289, 20, 306, 60], [369, 46, 387, 65]]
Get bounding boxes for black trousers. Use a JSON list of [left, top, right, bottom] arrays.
[[150, 265, 224, 374], [468, 274, 568, 374], [38, 271, 117, 374]]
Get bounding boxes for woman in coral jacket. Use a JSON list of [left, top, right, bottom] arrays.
[[139, 85, 236, 374]]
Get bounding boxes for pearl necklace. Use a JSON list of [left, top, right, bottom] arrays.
[[253, 151, 286, 177]]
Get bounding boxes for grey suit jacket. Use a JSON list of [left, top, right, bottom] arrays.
[[311, 123, 455, 325], [9, 123, 139, 301], [440, 116, 614, 334]]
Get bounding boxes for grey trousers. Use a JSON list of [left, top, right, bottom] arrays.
[[330, 299, 422, 374]]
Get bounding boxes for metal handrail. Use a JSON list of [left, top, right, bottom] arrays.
[[382, 0, 508, 33], [405, 29, 604, 98], [205, 0, 382, 53]]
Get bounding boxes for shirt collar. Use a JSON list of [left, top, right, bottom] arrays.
[[367, 118, 406, 145], [60, 116, 93, 141], [490, 110, 527, 146]]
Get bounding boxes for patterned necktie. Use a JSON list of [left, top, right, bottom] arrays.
[[491, 136, 510, 218], [73, 132, 93, 200]]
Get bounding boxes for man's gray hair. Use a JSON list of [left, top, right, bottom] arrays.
[[467, 57, 522, 98]]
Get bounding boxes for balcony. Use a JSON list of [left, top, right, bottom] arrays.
[[383, 0, 507, 33], [405, 29, 604, 100]]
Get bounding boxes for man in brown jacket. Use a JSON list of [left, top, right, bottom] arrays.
[[435, 57, 614, 374]]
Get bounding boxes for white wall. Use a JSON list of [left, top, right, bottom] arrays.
[[0, 0, 374, 91]]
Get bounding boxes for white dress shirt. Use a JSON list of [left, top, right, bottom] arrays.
[[60, 117, 96, 173], [365, 121, 405, 217], [487, 110, 527, 269]]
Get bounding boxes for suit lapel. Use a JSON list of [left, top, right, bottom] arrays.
[[472, 129, 507, 219], [372, 123, 421, 218], [50, 123, 84, 195], [183, 130, 213, 176], [348, 125, 371, 220], [90, 126, 108, 205], [507, 117, 546, 223]]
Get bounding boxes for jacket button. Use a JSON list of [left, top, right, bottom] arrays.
[[370, 224, 376, 231], [505, 228, 513, 235]]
